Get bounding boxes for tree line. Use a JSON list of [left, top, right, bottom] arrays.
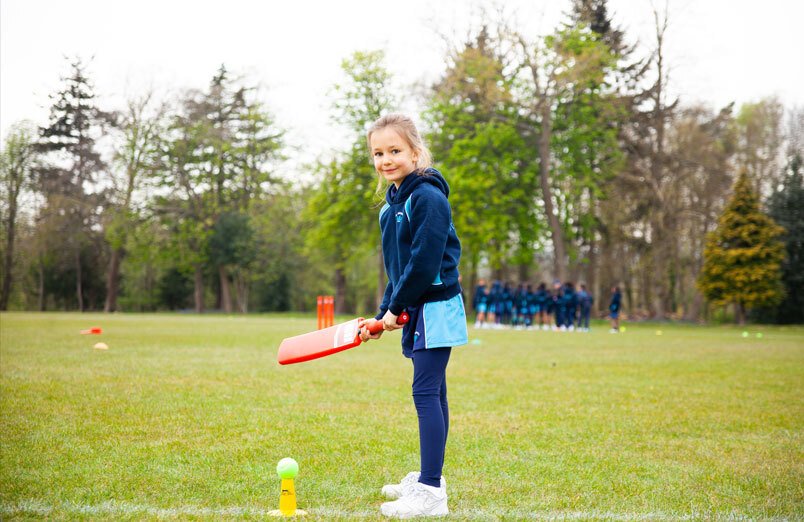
[[1, 0, 802, 323]]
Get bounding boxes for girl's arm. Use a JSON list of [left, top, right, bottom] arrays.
[[375, 280, 394, 320], [387, 189, 451, 315]]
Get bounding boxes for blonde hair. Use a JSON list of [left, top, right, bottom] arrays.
[[366, 113, 433, 174]]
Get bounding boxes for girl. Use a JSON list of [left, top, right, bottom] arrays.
[[358, 113, 467, 518]]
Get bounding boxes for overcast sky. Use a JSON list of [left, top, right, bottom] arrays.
[[2, 0, 803, 164]]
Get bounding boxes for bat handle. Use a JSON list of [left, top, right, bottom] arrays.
[[364, 311, 410, 335]]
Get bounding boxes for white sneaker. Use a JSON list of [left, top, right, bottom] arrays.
[[382, 472, 446, 500], [381, 481, 448, 518]]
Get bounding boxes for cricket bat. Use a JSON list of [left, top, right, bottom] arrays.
[[277, 312, 410, 365]]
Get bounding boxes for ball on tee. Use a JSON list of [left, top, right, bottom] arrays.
[[276, 457, 299, 479]]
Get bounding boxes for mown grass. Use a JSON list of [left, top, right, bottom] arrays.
[[1, 312, 802, 520]]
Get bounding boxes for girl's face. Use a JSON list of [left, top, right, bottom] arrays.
[[370, 127, 419, 188]]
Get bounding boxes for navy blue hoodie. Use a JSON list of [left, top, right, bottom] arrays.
[[376, 168, 462, 319]]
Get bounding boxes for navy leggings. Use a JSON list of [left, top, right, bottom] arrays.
[[411, 347, 451, 488]]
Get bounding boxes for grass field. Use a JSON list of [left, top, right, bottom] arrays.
[[1, 312, 802, 520]]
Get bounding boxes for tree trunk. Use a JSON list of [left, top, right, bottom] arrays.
[[235, 271, 249, 313], [104, 247, 123, 312], [588, 231, 598, 316], [687, 292, 704, 322], [0, 197, 18, 310], [194, 265, 204, 313], [650, 216, 667, 319], [538, 102, 566, 281], [736, 302, 746, 325], [75, 249, 84, 312], [219, 265, 232, 313], [334, 267, 347, 314], [38, 261, 45, 311]]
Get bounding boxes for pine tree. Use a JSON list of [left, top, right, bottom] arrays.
[[34, 58, 113, 311], [698, 171, 785, 324], [766, 153, 804, 323]]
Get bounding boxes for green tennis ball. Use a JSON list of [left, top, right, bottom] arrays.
[[742, 331, 749, 338], [276, 457, 299, 479]]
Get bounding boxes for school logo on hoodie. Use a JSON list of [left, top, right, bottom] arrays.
[[395, 211, 404, 223]]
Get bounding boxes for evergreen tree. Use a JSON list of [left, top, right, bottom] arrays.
[[698, 172, 785, 324], [766, 153, 804, 323], [158, 66, 283, 312], [34, 59, 113, 311]]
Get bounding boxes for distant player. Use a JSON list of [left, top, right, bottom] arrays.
[[488, 281, 502, 329], [577, 284, 593, 332], [552, 280, 564, 331], [513, 283, 530, 329], [562, 282, 577, 331], [534, 282, 549, 330], [609, 286, 622, 333], [501, 282, 514, 327], [472, 280, 489, 329]]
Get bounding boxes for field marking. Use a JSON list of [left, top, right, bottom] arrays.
[[0, 499, 769, 520]]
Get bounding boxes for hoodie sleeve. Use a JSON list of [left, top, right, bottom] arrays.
[[376, 280, 393, 320], [388, 187, 451, 315]]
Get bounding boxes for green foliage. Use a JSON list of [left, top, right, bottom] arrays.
[[426, 28, 541, 274], [208, 212, 255, 268], [32, 59, 112, 310], [698, 172, 786, 317], [549, 25, 624, 264], [765, 154, 804, 323], [302, 50, 393, 309]]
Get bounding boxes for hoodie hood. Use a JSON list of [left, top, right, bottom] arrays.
[[386, 168, 450, 205]]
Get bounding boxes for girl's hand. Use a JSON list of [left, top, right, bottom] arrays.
[[382, 310, 404, 331], [358, 319, 384, 342]]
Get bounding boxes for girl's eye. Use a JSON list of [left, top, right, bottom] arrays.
[[374, 152, 382, 157], [392, 149, 400, 154]]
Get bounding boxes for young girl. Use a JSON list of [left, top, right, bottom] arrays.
[[358, 113, 467, 518]]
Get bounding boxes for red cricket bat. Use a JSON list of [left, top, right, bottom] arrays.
[[277, 312, 410, 365]]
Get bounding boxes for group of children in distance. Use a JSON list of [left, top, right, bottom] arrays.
[[472, 279, 623, 333]]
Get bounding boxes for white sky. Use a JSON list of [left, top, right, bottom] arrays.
[[2, 0, 803, 167]]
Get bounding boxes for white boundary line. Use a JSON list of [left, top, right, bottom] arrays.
[[0, 500, 780, 520]]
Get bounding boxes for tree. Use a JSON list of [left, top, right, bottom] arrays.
[[104, 93, 164, 312], [667, 104, 736, 320], [303, 50, 395, 314], [516, 22, 619, 281], [734, 97, 785, 196], [766, 153, 804, 323], [698, 172, 785, 324], [34, 58, 113, 311], [426, 25, 539, 285], [157, 66, 283, 312], [0, 122, 37, 310]]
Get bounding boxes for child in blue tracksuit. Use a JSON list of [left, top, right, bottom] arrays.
[[609, 286, 622, 333], [472, 280, 489, 328], [359, 113, 467, 518], [562, 282, 577, 330], [577, 284, 593, 331]]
